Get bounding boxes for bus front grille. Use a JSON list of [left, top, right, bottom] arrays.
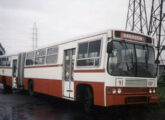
[[125, 79, 147, 87]]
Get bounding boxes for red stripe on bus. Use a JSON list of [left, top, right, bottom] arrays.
[[24, 78, 62, 98], [74, 69, 105, 73], [24, 64, 63, 68]]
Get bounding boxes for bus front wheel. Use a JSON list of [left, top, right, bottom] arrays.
[[78, 87, 93, 113]]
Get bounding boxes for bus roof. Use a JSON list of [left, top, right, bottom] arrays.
[[1, 29, 154, 55]]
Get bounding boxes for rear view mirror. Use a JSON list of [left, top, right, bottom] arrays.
[[107, 41, 113, 53]]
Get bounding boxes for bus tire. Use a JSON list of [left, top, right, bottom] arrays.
[[78, 86, 93, 113], [28, 80, 34, 96]]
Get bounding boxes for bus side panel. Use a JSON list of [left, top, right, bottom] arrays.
[[5, 76, 12, 87], [74, 81, 105, 106], [24, 78, 62, 98], [0, 75, 12, 86], [0, 68, 12, 87]]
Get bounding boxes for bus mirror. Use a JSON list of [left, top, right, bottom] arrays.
[[107, 42, 113, 53]]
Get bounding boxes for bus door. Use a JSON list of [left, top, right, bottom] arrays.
[[12, 59, 18, 88], [63, 48, 75, 98]]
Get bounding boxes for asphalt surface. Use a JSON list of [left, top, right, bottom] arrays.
[[0, 84, 164, 120]]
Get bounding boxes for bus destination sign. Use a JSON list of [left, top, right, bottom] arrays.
[[114, 30, 152, 44], [121, 32, 145, 42]]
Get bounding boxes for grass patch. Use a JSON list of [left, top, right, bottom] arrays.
[[158, 87, 165, 103], [148, 87, 165, 112]]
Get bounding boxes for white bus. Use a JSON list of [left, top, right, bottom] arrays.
[[0, 29, 158, 111]]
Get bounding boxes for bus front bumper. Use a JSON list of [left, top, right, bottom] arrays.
[[106, 87, 158, 106]]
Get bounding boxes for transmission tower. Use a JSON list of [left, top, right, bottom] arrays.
[[125, 0, 148, 34], [32, 22, 38, 50], [148, 0, 165, 74]]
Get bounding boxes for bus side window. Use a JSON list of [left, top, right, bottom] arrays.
[[77, 39, 101, 67], [26, 52, 35, 66], [6, 57, 11, 66], [35, 49, 46, 65], [46, 46, 58, 64]]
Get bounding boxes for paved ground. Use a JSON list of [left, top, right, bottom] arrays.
[[0, 84, 164, 120]]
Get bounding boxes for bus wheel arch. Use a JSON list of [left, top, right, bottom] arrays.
[[76, 84, 94, 112], [28, 79, 35, 96]]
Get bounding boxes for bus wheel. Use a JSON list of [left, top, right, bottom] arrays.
[[81, 87, 93, 113], [28, 80, 34, 96]]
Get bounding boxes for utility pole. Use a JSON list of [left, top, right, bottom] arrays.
[[125, 0, 148, 34], [32, 22, 38, 50]]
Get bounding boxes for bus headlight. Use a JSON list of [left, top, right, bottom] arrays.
[[112, 88, 117, 94], [117, 88, 122, 94], [149, 89, 152, 94], [153, 89, 156, 93]]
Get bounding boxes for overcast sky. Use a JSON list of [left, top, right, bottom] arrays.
[[0, 0, 130, 54], [0, 0, 161, 55]]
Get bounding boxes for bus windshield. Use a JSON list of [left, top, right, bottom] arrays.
[[107, 40, 156, 78]]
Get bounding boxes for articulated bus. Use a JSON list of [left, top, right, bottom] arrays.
[[0, 29, 158, 111]]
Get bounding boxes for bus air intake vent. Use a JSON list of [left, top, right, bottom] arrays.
[[125, 79, 147, 87]]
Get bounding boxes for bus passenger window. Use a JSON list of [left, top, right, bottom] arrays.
[[46, 46, 58, 64], [77, 40, 101, 67], [35, 49, 46, 65], [78, 42, 88, 59], [25, 52, 35, 66]]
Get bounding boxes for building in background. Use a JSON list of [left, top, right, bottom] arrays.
[[0, 43, 5, 55]]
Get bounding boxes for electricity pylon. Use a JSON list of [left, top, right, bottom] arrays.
[[125, 0, 148, 34]]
